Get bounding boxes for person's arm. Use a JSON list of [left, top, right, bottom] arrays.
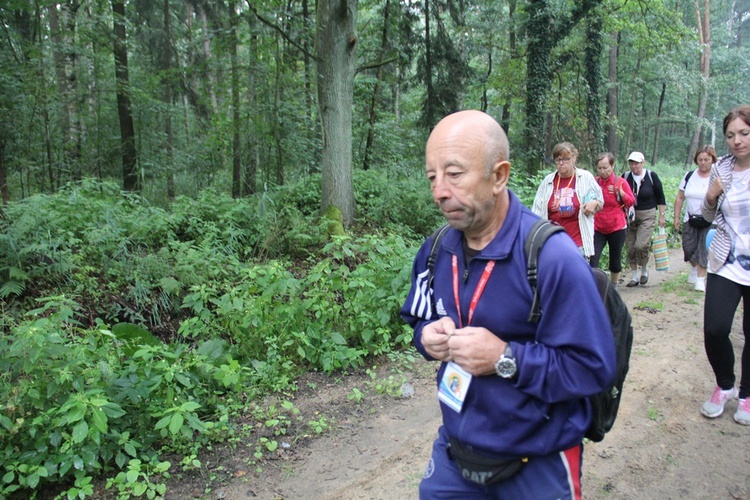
[[652, 172, 668, 227], [581, 172, 604, 215], [673, 190, 685, 231], [513, 233, 616, 403], [400, 240, 443, 360], [702, 165, 723, 221], [532, 175, 551, 218]]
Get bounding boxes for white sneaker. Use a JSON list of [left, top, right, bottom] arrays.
[[688, 267, 698, 284], [695, 278, 706, 292], [735, 398, 750, 425], [701, 386, 738, 418]]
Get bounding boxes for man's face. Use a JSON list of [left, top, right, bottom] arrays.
[[425, 128, 501, 236], [628, 160, 644, 175]]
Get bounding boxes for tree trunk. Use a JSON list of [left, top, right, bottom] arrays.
[[624, 51, 641, 156], [244, 22, 258, 196], [230, 2, 242, 198], [362, 0, 390, 171], [201, 8, 219, 116], [686, 0, 711, 166], [524, 0, 554, 172], [651, 82, 666, 164], [422, 0, 435, 130], [606, 31, 619, 156], [272, 32, 284, 185], [524, 0, 602, 173], [163, 0, 175, 199], [112, 0, 139, 191], [316, 0, 357, 226], [0, 139, 8, 204], [303, 0, 315, 154], [500, 0, 517, 134], [47, 2, 81, 188], [584, 13, 603, 156]]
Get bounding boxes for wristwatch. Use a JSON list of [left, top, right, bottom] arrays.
[[494, 345, 517, 379]]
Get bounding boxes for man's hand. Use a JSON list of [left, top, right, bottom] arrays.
[[421, 317, 457, 361], [447, 327, 507, 377]]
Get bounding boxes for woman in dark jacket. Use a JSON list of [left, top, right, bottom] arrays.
[[623, 151, 667, 287]]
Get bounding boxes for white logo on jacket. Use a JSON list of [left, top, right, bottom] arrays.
[[436, 298, 446, 317]]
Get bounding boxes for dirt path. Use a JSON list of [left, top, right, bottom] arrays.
[[173, 248, 750, 499]]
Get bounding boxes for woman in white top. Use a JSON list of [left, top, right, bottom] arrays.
[[699, 105, 750, 426], [532, 142, 603, 260], [673, 146, 717, 292]]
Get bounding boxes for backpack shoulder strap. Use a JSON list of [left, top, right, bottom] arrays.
[[524, 219, 565, 324], [427, 223, 451, 294], [614, 176, 623, 205], [591, 267, 610, 302], [683, 170, 694, 186]]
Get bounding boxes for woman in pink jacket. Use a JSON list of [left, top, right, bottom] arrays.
[[591, 152, 636, 288]]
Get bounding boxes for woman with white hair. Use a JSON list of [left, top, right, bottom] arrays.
[[622, 152, 667, 287]]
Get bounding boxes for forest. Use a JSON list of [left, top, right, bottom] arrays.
[[1, 0, 749, 497]]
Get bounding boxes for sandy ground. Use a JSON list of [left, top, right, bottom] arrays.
[[168, 247, 750, 499]]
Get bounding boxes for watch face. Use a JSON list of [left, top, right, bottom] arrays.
[[495, 358, 517, 378]]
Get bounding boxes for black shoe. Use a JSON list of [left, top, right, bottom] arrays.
[[626, 280, 639, 287], [640, 274, 649, 284]]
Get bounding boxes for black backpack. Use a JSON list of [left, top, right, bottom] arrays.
[[426, 219, 633, 442]]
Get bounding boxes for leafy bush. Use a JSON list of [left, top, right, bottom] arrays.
[[0, 178, 427, 496], [178, 233, 416, 376], [0, 298, 253, 497]]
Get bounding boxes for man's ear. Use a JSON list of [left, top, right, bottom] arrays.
[[492, 161, 511, 194]]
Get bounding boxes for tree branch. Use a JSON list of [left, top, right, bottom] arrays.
[[246, 2, 319, 61], [355, 56, 397, 75]]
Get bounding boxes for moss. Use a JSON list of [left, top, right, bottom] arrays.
[[320, 205, 345, 237]]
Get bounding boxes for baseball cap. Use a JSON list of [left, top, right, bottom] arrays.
[[628, 151, 645, 163]]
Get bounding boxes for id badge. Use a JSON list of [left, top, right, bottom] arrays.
[[438, 361, 472, 413]]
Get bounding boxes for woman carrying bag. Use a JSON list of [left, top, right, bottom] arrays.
[[673, 146, 717, 292]]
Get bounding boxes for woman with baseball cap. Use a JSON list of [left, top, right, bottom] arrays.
[[622, 151, 667, 287]]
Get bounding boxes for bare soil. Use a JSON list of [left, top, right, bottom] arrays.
[[166, 247, 750, 499]]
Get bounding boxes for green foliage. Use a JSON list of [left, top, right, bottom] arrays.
[[178, 233, 416, 377], [0, 179, 426, 495], [104, 457, 170, 499], [0, 305, 254, 496]]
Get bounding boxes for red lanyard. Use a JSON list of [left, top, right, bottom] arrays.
[[452, 254, 495, 328]]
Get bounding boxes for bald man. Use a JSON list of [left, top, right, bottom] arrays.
[[401, 111, 615, 499]]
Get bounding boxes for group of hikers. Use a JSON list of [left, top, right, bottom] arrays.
[[400, 106, 750, 498]]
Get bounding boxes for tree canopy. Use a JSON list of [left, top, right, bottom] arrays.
[[1, 0, 749, 209]]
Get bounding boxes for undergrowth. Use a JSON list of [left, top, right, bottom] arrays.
[[0, 174, 433, 498]]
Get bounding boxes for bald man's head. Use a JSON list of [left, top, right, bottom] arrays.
[[427, 111, 509, 178]]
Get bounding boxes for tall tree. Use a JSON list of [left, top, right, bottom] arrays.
[[584, 10, 604, 157], [112, 0, 138, 191], [362, 0, 391, 171], [606, 30, 619, 156], [163, 0, 175, 198], [230, 1, 242, 198], [317, 0, 358, 225], [686, 0, 711, 165], [524, 0, 602, 172], [47, 1, 81, 187]]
